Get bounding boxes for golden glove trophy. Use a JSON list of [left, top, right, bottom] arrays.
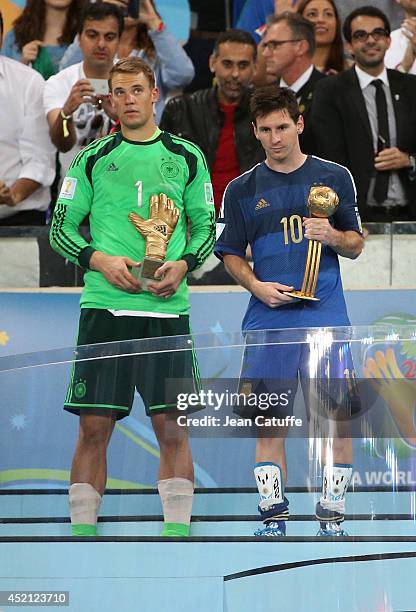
[[284, 185, 339, 302], [128, 192, 180, 290]]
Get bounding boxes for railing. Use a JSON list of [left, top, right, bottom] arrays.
[[0, 222, 415, 288]]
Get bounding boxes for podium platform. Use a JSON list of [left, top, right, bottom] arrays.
[[1, 487, 416, 612], [1, 325, 416, 610]]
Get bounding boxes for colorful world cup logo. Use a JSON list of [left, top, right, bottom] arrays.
[[362, 313, 416, 456]]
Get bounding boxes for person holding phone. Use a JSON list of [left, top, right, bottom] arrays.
[[59, 0, 195, 122], [44, 2, 123, 178]]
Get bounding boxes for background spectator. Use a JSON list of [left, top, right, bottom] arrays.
[[236, 0, 275, 43], [160, 29, 264, 216], [44, 2, 123, 178], [312, 6, 416, 222], [385, 0, 416, 74], [1, 0, 83, 80], [297, 0, 346, 73], [184, 0, 229, 92], [59, 0, 194, 122], [236, 0, 405, 41], [0, 10, 55, 225], [261, 12, 325, 153]]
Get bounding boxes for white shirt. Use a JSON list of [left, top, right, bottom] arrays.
[[0, 56, 55, 220], [355, 65, 407, 207], [385, 28, 416, 75], [44, 62, 112, 177], [280, 65, 314, 94]]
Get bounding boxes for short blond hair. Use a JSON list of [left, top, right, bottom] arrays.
[[108, 57, 156, 91]]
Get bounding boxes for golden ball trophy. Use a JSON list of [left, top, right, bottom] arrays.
[[128, 192, 180, 291], [284, 185, 339, 302]]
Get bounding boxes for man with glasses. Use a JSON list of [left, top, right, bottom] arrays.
[[261, 12, 326, 154], [312, 6, 416, 222]]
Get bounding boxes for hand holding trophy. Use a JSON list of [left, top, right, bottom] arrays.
[[128, 193, 180, 290], [284, 185, 339, 302]]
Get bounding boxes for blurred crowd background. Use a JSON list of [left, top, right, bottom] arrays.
[[1, 0, 416, 233]]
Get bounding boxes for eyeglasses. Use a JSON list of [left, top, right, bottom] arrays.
[[351, 28, 389, 42], [261, 39, 303, 51]]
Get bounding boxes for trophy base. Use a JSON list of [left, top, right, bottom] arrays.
[[132, 257, 164, 292], [283, 290, 320, 302], [141, 257, 164, 279]]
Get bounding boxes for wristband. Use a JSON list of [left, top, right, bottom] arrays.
[[60, 109, 73, 138], [180, 254, 197, 273], [395, 63, 407, 73], [78, 246, 96, 269]]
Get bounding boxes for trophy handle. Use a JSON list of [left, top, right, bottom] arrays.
[[283, 239, 321, 302], [301, 238, 322, 298]]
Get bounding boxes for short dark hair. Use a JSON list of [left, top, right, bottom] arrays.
[[343, 6, 390, 43], [267, 12, 316, 57], [109, 57, 156, 90], [0, 10, 3, 37], [250, 85, 301, 125], [79, 2, 124, 37], [213, 28, 257, 60]]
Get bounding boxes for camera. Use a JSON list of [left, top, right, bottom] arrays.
[[127, 0, 139, 19]]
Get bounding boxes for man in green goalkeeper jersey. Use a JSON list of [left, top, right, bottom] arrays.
[[50, 57, 216, 537]]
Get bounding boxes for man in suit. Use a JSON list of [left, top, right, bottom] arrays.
[[312, 6, 416, 222], [260, 12, 326, 154]]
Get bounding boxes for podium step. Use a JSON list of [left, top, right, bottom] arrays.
[[0, 517, 416, 538], [1, 488, 415, 518]]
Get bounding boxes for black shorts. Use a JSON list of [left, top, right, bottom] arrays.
[[64, 309, 200, 419]]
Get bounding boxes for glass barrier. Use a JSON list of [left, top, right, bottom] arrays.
[[1, 325, 416, 611]]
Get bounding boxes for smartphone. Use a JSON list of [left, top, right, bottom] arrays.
[[89, 78, 109, 96], [127, 0, 139, 19]]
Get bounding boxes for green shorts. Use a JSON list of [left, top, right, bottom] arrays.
[[64, 308, 200, 419]]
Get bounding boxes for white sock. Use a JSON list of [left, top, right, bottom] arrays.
[[69, 483, 102, 526], [157, 478, 194, 525]]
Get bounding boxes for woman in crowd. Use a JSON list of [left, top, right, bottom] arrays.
[[297, 0, 345, 74], [60, 0, 195, 122], [1, 0, 83, 79]]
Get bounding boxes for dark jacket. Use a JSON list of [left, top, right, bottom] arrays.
[[296, 66, 326, 155], [160, 87, 264, 172], [311, 67, 416, 218]]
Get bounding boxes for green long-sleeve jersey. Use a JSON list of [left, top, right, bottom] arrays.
[[50, 130, 216, 314]]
